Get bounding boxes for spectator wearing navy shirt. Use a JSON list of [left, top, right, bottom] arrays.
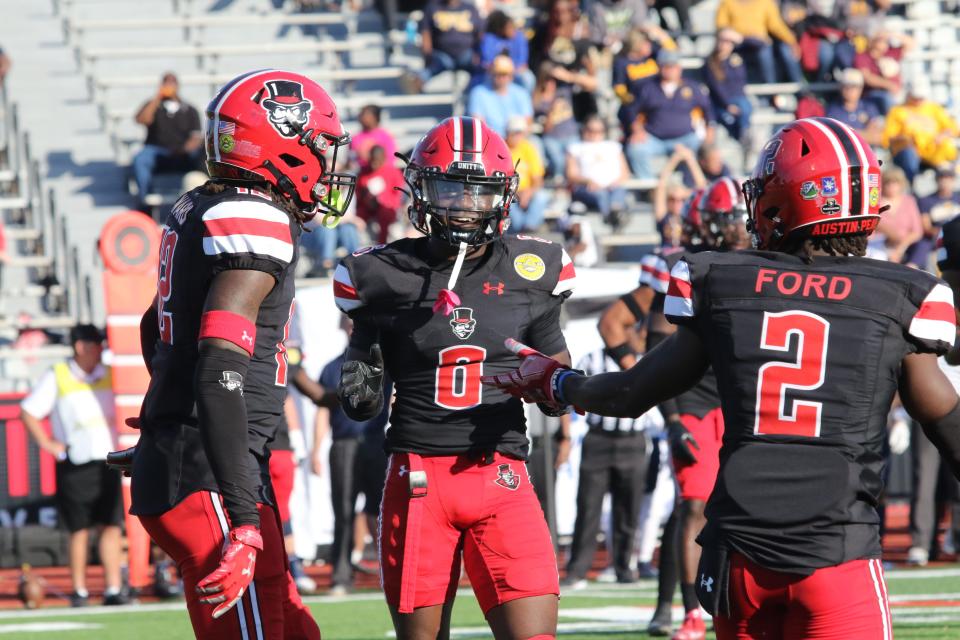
[[918, 166, 960, 264], [403, 0, 481, 93], [703, 28, 751, 143], [612, 27, 676, 130], [825, 69, 883, 145], [624, 49, 714, 180], [479, 10, 534, 91]]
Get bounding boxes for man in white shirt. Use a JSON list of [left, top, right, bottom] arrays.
[[566, 115, 632, 228], [20, 324, 126, 607]]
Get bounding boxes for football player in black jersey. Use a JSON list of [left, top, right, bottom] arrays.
[[334, 116, 575, 640], [486, 117, 960, 639], [108, 69, 355, 640]]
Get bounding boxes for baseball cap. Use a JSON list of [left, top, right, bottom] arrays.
[[656, 48, 681, 66], [491, 55, 515, 75], [70, 324, 105, 344], [905, 80, 931, 99], [506, 115, 528, 134], [838, 68, 864, 87]]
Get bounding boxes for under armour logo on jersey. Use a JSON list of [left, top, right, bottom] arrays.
[[398, 465, 408, 477], [483, 281, 505, 295], [241, 331, 254, 347], [494, 463, 520, 490], [699, 574, 714, 593]]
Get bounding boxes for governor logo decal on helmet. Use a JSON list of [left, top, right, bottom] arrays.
[[261, 80, 312, 137]]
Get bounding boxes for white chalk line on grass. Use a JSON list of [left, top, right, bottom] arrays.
[[886, 567, 960, 580], [0, 621, 102, 633]]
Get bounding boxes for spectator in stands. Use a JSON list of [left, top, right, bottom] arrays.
[[825, 68, 884, 145], [854, 30, 912, 115], [529, 0, 599, 122], [356, 146, 405, 245], [703, 28, 751, 144], [715, 0, 803, 85], [505, 117, 548, 233], [467, 55, 533, 137], [301, 189, 363, 277], [624, 49, 714, 180], [314, 317, 391, 595], [873, 166, 923, 266], [654, 145, 706, 223], [918, 165, 960, 265], [612, 27, 676, 131], [403, 0, 482, 93], [533, 63, 580, 179], [560, 214, 599, 267], [351, 105, 397, 171], [883, 81, 959, 186], [20, 325, 127, 607], [480, 10, 534, 91], [566, 115, 630, 228], [652, 0, 693, 33], [587, 0, 648, 53], [0, 46, 10, 86], [834, 0, 890, 40], [130, 73, 203, 212]]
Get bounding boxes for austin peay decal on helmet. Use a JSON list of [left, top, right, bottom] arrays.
[[261, 80, 312, 138]]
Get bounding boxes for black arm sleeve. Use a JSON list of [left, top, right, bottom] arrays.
[[647, 329, 680, 419], [526, 298, 568, 356], [140, 304, 159, 376], [194, 346, 259, 529], [922, 400, 960, 481]]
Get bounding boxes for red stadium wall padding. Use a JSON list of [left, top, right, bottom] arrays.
[[0, 394, 57, 519], [100, 211, 161, 590]]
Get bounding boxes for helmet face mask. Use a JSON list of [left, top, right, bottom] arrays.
[[204, 69, 357, 222], [404, 117, 518, 248], [700, 177, 749, 250]]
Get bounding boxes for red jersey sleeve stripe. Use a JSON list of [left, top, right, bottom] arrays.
[[558, 261, 576, 282], [334, 264, 364, 312], [667, 275, 692, 299], [203, 218, 292, 243], [915, 301, 955, 324], [334, 279, 359, 300]]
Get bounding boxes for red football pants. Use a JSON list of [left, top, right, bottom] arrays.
[[714, 552, 893, 640], [139, 491, 320, 640], [380, 452, 559, 614], [269, 450, 296, 526], [674, 408, 724, 501]]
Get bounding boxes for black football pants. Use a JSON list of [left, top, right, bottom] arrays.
[[566, 430, 648, 581], [329, 437, 361, 587]]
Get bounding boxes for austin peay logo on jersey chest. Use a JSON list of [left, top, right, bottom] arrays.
[[450, 307, 477, 340], [494, 463, 520, 490]]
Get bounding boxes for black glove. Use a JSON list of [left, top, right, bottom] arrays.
[[666, 419, 699, 465], [106, 446, 136, 477], [338, 343, 385, 421]]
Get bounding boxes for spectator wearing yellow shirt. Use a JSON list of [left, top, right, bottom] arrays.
[[884, 81, 959, 185], [715, 0, 803, 84], [505, 117, 548, 233]]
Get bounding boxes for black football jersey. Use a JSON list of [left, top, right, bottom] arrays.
[[132, 186, 301, 516], [937, 213, 960, 271], [644, 249, 721, 418], [334, 235, 575, 459], [665, 249, 955, 573]]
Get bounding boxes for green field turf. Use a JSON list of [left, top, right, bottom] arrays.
[[2, 568, 959, 639]]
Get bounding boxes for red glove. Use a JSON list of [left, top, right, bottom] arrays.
[[481, 338, 571, 406], [196, 525, 263, 619]]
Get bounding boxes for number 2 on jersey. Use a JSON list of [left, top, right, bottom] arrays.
[[435, 346, 486, 410], [156, 228, 179, 344], [754, 310, 829, 437]]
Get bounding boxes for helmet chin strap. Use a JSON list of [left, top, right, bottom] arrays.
[[433, 242, 468, 316]]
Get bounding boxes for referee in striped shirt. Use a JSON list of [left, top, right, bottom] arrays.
[[562, 348, 660, 586]]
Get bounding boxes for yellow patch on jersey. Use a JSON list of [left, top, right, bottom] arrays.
[[514, 253, 546, 281]]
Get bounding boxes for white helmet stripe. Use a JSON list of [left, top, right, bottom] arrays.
[[835, 119, 871, 216], [474, 118, 483, 162], [452, 117, 462, 163], [804, 118, 850, 218]]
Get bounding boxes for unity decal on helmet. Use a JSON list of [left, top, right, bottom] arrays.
[[261, 80, 312, 138], [449, 307, 477, 340], [494, 463, 520, 490]]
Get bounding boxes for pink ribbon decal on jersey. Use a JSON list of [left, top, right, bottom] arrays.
[[433, 288, 461, 316]]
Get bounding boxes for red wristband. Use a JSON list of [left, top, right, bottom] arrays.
[[199, 310, 256, 356]]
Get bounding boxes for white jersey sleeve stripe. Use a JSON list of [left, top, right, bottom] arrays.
[[202, 234, 293, 264]]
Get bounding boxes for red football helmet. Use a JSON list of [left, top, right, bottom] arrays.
[[700, 176, 749, 249], [743, 117, 882, 250], [205, 69, 356, 221], [681, 188, 705, 246], [404, 117, 518, 246]]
